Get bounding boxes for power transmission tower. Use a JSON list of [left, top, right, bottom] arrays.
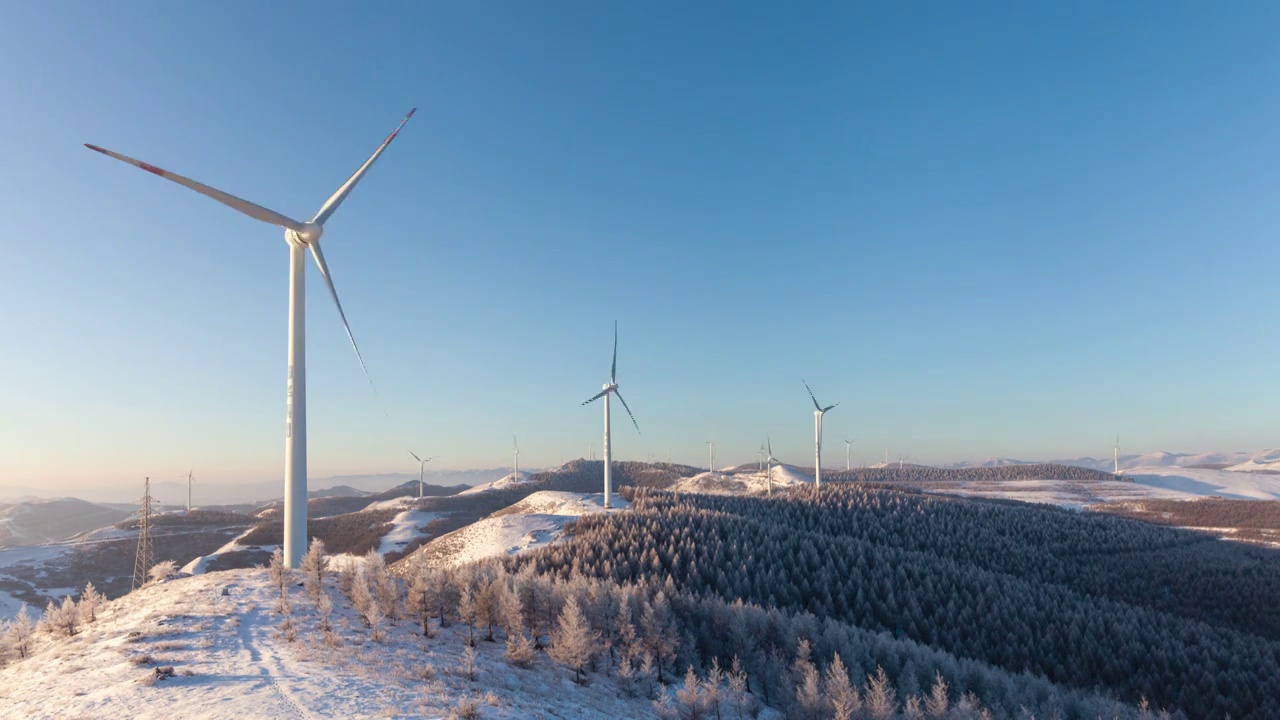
[[133, 476, 155, 591]]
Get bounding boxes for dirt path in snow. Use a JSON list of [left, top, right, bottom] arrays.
[[235, 604, 315, 720]]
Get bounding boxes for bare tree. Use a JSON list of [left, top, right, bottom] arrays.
[[6, 606, 33, 660], [148, 560, 178, 584], [792, 639, 822, 720], [300, 539, 328, 602], [925, 672, 950, 718]]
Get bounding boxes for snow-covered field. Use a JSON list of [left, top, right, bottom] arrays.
[[0, 568, 663, 720], [406, 492, 625, 569], [926, 465, 1280, 509]]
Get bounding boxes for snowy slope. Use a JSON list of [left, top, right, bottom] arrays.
[[669, 466, 811, 495], [402, 492, 625, 569], [1224, 449, 1280, 473], [0, 568, 664, 720], [1121, 466, 1280, 500], [458, 471, 538, 496]]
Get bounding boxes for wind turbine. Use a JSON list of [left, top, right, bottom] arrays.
[[758, 442, 766, 473], [513, 436, 520, 482], [803, 380, 839, 488], [898, 455, 908, 470], [705, 441, 715, 474], [87, 110, 416, 567], [765, 437, 784, 497], [844, 438, 855, 472], [185, 470, 194, 513], [1114, 434, 1120, 474], [581, 322, 640, 509], [409, 451, 432, 498]]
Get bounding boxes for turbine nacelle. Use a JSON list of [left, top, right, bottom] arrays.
[[287, 222, 324, 247]]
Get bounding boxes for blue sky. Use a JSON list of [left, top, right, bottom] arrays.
[[3, 1, 1280, 488]]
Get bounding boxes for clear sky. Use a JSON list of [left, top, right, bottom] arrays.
[[3, 1, 1280, 490]]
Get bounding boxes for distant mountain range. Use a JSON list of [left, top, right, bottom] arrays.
[[946, 450, 1280, 473]]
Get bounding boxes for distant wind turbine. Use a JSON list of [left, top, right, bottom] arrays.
[[803, 380, 839, 489], [185, 470, 194, 513], [87, 110, 416, 567], [581, 322, 640, 509], [513, 435, 520, 483], [1114, 434, 1120, 474], [758, 442, 766, 473], [705, 441, 715, 474], [845, 439, 855, 472], [409, 451, 432, 498], [765, 437, 784, 497]]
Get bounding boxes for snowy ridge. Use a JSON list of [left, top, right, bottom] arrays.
[[457, 471, 538, 496], [400, 491, 625, 569], [0, 568, 662, 719], [1225, 449, 1280, 473]]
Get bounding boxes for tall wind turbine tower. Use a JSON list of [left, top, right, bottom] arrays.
[[410, 451, 432, 498], [513, 435, 520, 482], [705, 441, 715, 474], [1114, 434, 1120, 474], [803, 380, 839, 489], [758, 442, 766, 473], [844, 439, 855, 472], [185, 470, 194, 513], [581, 322, 640, 509], [132, 477, 155, 591], [86, 110, 416, 567]]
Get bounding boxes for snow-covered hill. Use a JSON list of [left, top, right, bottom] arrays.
[[458, 471, 538, 496], [1225, 449, 1280, 473], [668, 466, 812, 495], [1121, 466, 1280, 501], [0, 498, 129, 548], [398, 492, 624, 569], [0, 568, 662, 719]]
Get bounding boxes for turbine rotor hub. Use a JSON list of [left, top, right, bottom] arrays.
[[287, 222, 324, 247]]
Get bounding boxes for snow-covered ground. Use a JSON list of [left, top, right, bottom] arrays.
[[406, 492, 625, 569], [0, 568, 664, 719], [669, 466, 812, 495], [1225, 449, 1280, 473], [926, 465, 1280, 509], [376, 510, 442, 556], [458, 471, 538, 496]]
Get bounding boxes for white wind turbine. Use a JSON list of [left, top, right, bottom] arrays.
[[410, 451, 432, 499], [705, 441, 715, 474], [513, 435, 520, 482], [1114, 433, 1120, 474], [86, 110, 416, 567], [185, 470, 194, 513], [758, 442, 766, 473], [581, 322, 640, 509], [844, 438, 855, 472], [765, 437, 784, 497], [803, 380, 839, 489]]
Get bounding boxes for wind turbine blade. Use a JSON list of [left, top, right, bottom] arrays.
[[611, 321, 618, 384], [614, 389, 640, 433], [410, 451, 422, 463], [83, 144, 305, 232], [767, 437, 773, 457], [802, 379, 823, 412], [308, 241, 375, 387], [581, 389, 609, 405], [823, 403, 839, 412], [311, 108, 416, 226], [513, 435, 519, 451]]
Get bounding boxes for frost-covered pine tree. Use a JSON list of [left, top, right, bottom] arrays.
[[406, 561, 435, 637], [825, 653, 860, 720], [640, 592, 678, 683], [549, 595, 597, 683], [865, 665, 898, 720], [7, 605, 34, 660], [925, 672, 950, 719], [300, 539, 327, 601], [268, 548, 289, 597], [792, 639, 822, 720], [78, 582, 104, 624]]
